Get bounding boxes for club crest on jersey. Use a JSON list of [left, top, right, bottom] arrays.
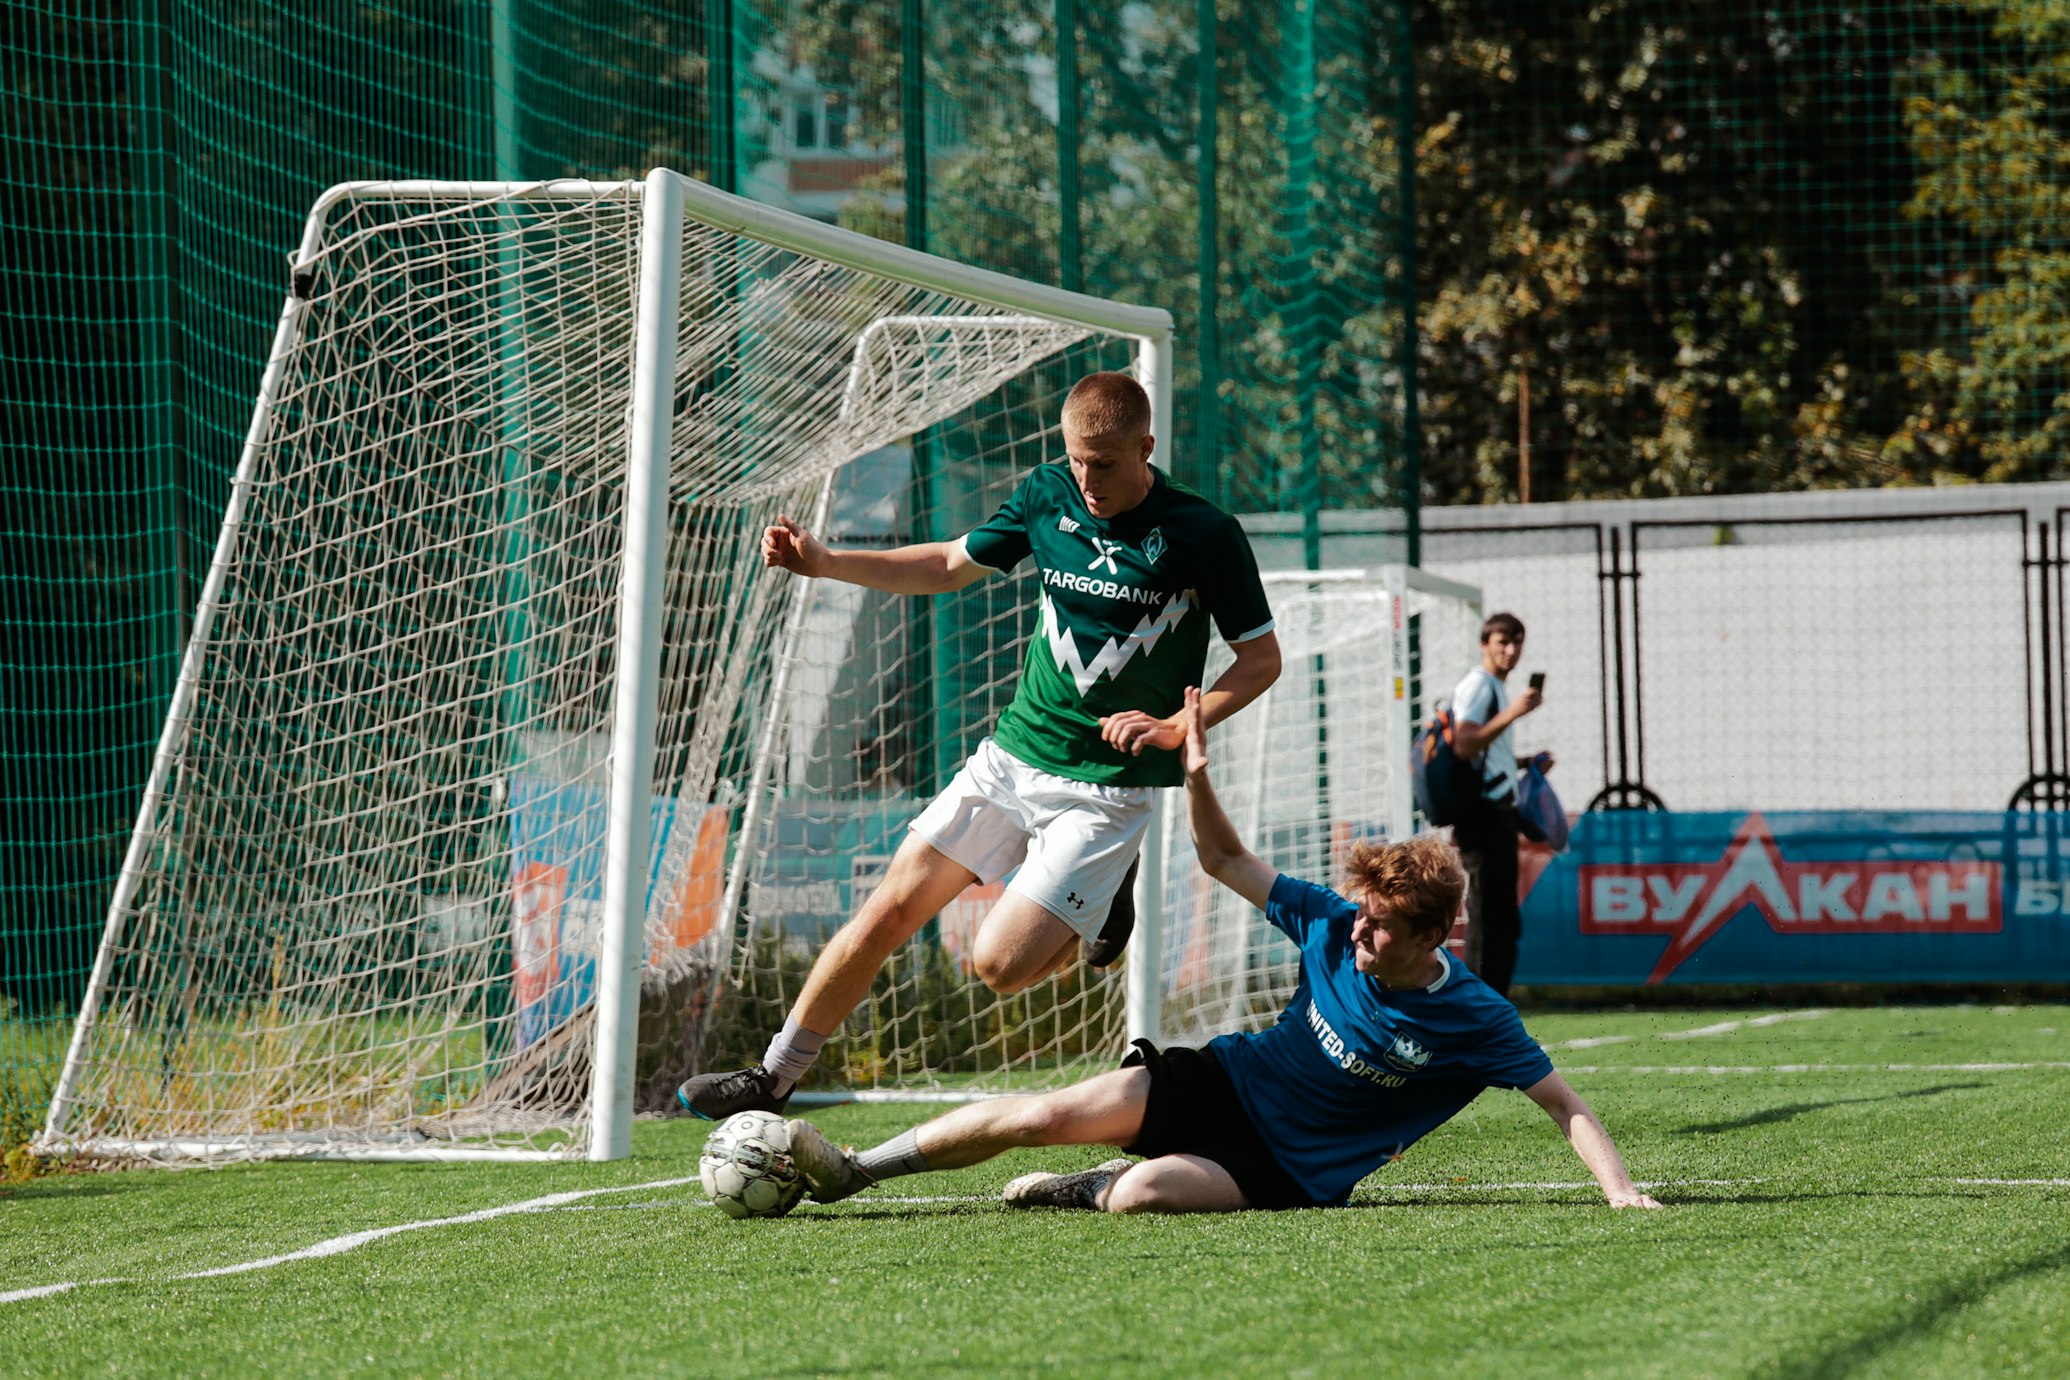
[[1383, 1034, 1431, 1073], [1143, 527, 1166, 563]]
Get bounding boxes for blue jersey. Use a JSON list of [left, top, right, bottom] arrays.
[[1207, 875, 1555, 1205]]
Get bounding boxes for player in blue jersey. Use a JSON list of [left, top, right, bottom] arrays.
[[784, 687, 1663, 1212]]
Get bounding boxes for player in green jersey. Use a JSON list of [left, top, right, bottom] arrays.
[[679, 372, 1282, 1121]]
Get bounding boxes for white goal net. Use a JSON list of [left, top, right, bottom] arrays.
[[41, 172, 1169, 1163], [1154, 567, 1485, 1044]]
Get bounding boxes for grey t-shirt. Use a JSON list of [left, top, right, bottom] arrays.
[[1451, 667, 1517, 802]]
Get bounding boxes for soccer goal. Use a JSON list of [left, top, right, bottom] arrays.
[[40, 170, 1173, 1164], [1151, 566, 1484, 1045]]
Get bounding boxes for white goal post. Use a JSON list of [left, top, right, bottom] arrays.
[[40, 169, 1173, 1165]]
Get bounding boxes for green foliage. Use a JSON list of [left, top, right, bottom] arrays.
[[1, 1009, 56, 1182], [1898, 0, 2070, 482], [789, 0, 1418, 514], [1411, 0, 2069, 503]]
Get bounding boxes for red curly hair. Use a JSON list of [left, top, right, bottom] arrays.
[[1340, 834, 1467, 943]]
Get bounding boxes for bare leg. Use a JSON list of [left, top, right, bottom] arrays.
[[967, 893, 1083, 993], [788, 832, 980, 1035], [677, 834, 983, 1117], [1101, 1155, 1249, 1213], [787, 1068, 1147, 1205], [913, 1067, 1150, 1169], [911, 1072, 1249, 1214], [806, 1069, 1252, 1215]]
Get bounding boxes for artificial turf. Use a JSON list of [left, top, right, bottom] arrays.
[[3, 1004, 2065, 1378]]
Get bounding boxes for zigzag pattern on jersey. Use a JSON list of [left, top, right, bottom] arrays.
[[1039, 587, 1195, 695]]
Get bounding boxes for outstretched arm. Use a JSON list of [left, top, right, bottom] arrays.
[[1101, 630, 1282, 756], [1181, 685, 1278, 910], [1524, 1071, 1663, 1209], [763, 515, 991, 595]]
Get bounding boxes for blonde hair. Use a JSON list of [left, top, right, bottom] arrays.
[[1341, 835, 1466, 943], [1060, 371, 1152, 440]]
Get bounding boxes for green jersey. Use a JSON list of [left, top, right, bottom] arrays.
[[962, 463, 1275, 787]]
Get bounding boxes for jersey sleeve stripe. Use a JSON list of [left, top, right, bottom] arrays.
[[1227, 617, 1277, 645], [957, 533, 1008, 572]]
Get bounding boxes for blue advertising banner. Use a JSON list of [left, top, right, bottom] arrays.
[[508, 775, 723, 1048], [1514, 811, 2070, 985]]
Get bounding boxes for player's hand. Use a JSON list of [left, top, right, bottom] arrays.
[[1533, 750, 1557, 774], [1513, 686, 1543, 717], [1098, 708, 1186, 757], [762, 515, 828, 576], [1180, 686, 1209, 775], [1607, 1189, 1663, 1209]]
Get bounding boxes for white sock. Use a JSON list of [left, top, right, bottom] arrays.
[[854, 1129, 928, 1182], [760, 1016, 828, 1094]]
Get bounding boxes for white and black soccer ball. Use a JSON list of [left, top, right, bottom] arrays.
[[700, 1109, 808, 1220]]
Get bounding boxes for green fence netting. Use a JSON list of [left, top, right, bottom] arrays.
[[4, 0, 2065, 1128], [0, 0, 1415, 1130]]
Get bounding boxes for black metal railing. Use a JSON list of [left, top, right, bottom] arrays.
[[1429, 499, 2058, 814]]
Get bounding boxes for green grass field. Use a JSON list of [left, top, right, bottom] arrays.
[[4, 1004, 2066, 1378]]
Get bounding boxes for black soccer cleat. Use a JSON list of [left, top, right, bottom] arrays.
[[1002, 1158, 1133, 1210], [675, 1064, 791, 1121], [1082, 855, 1140, 968]]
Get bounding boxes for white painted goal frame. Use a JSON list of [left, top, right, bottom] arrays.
[[40, 169, 1173, 1164]]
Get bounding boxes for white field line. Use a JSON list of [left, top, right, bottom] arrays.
[[0, 1174, 701, 1306], [1550, 1009, 1829, 1051], [1658, 1010, 1831, 1040], [1562, 1062, 2070, 1074], [11, 1170, 2068, 1307], [0, 1280, 107, 1303], [1377, 1179, 1756, 1193]]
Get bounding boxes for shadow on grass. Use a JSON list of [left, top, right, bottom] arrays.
[[783, 1204, 998, 1224], [793, 1179, 2019, 1218], [1653, 1188, 1995, 1207], [1758, 1240, 2070, 1379], [0, 1172, 175, 1203], [1670, 1082, 1984, 1135]]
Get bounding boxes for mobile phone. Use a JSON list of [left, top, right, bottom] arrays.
[[1528, 672, 1546, 692]]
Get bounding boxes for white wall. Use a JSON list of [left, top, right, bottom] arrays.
[[1242, 482, 2070, 813]]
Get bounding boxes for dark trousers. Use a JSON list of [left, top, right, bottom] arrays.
[[1455, 798, 1522, 996]]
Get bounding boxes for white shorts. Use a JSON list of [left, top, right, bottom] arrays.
[[908, 738, 1155, 942]]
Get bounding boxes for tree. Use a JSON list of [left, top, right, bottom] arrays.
[[1405, 0, 2050, 504], [1893, 0, 2070, 483]]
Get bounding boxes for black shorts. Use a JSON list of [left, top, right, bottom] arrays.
[[1121, 1039, 1317, 1210]]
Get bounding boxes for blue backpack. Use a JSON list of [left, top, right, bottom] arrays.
[[1409, 705, 1487, 828]]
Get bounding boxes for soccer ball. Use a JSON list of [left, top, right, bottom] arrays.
[[700, 1109, 808, 1220]]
